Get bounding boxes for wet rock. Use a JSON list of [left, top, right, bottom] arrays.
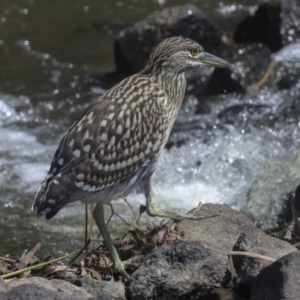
[[1, 277, 97, 300], [218, 103, 272, 127], [280, 0, 300, 46], [76, 278, 125, 300], [234, 0, 300, 52], [191, 42, 271, 97], [177, 204, 297, 265], [0, 278, 8, 295], [222, 42, 272, 88], [233, 1, 300, 90], [251, 250, 300, 300], [114, 4, 223, 76], [270, 43, 300, 89], [231, 232, 273, 299], [127, 240, 227, 300], [0, 284, 86, 300], [112, 4, 246, 97], [277, 187, 300, 240], [234, 2, 282, 52], [206, 68, 245, 95]]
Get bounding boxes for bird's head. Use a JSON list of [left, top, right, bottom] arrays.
[[144, 36, 232, 75]]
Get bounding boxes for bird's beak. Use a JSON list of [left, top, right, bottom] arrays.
[[199, 52, 232, 69]]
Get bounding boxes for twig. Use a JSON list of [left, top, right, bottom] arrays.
[[228, 251, 276, 263], [85, 205, 88, 245], [106, 205, 114, 226], [88, 204, 95, 241], [1, 251, 79, 280], [124, 198, 138, 224], [0, 256, 15, 264], [108, 203, 131, 227], [68, 238, 91, 266], [256, 59, 276, 89], [137, 205, 146, 224], [227, 251, 276, 285]]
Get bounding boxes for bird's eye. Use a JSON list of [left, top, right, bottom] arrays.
[[190, 47, 201, 57]]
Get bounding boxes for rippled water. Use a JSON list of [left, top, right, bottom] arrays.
[[1, 0, 300, 258]]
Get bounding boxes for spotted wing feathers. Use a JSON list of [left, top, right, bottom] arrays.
[[33, 77, 168, 219]]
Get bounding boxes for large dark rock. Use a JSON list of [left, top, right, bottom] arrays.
[[175, 204, 297, 298], [251, 250, 300, 300], [112, 4, 247, 97], [221, 42, 271, 88], [234, 0, 300, 52], [234, 2, 282, 52], [206, 68, 246, 95], [231, 232, 273, 299], [114, 4, 223, 76], [177, 204, 296, 265], [127, 240, 227, 300]]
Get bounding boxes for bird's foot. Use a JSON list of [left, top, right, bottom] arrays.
[[115, 259, 140, 279], [98, 258, 140, 280], [146, 201, 220, 231]]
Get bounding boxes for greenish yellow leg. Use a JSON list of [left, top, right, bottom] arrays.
[[93, 204, 139, 279], [143, 178, 220, 225]]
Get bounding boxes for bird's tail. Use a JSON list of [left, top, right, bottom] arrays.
[[32, 173, 83, 220]]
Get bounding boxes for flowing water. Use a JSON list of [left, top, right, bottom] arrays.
[[1, 0, 300, 258]]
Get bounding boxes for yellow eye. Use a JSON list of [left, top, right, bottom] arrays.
[[190, 47, 200, 57]]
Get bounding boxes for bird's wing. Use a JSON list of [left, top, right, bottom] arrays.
[[33, 89, 168, 219]]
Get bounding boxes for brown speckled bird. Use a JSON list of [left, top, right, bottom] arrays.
[[33, 36, 231, 278]]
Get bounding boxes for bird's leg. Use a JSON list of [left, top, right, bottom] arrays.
[[143, 177, 220, 224], [93, 203, 139, 279]]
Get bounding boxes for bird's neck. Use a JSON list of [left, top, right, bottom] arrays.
[[155, 72, 187, 110]]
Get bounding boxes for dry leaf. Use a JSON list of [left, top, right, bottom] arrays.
[[85, 267, 102, 280], [17, 242, 41, 270]]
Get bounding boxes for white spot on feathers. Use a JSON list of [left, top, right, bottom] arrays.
[[73, 149, 81, 157], [83, 144, 91, 152], [75, 181, 84, 188], [76, 173, 85, 180]]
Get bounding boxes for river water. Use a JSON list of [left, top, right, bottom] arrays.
[[1, 0, 300, 258]]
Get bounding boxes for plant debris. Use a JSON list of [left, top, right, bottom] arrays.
[[0, 217, 182, 283]]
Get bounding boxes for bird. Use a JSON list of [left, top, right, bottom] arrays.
[[32, 36, 232, 279]]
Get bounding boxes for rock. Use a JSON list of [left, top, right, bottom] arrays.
[[177, 204, 296, 265], [193, 41, 271, 96], [0, 284, 85, 300], [76, 278, 125, 300], [0, 278, 8, 295], [206, 68, 245, 95], [234, 0, 300, 52], [270, 43, 300, 89], [127, 240, 227, 300], [234, 1, 300, 90], [218, 103, 271, 126], [277, 187, 300, 241], [280, 0, 300, 46], [114, 4, 222, 75], [231, 232, 273, 298], [234, 2, 282, 52], [112, 4, 247, 97], [221, 42, 271, 88], [1, 276, 97, 300], [251, 250, 300, 300]]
